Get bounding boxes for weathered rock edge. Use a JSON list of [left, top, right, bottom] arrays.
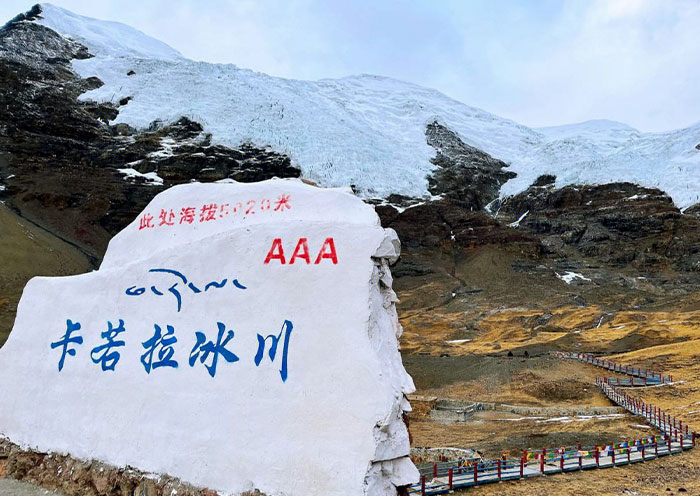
[[0, 437, 265, 496]]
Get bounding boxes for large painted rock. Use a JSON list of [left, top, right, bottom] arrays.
[[0, 179, 418, 496]]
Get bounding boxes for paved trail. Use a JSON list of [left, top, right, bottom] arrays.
[[0, 479, 65, 496]]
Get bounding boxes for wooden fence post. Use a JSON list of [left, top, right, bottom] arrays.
[[595, 447, 600, 468], [497, 459, 501, 481], [560, 454, 564, 471], [520, 456, 524, 478], [611, 448, 616, 466], [474, 461, 478, 485], [421, 475, 425, 495], [641, 443, 645, 461], [448, 468, 453, 489]]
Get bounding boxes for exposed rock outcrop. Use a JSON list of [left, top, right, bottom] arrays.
[[497, 180, 700, 271], [425, 121, 516, 210]]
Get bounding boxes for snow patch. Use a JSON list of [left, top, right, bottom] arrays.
[[117, 168, 163, 185], [535, 414, 626, 423], [508, 210, 529, 228], [147, 137, 177, 158], [556, 271, 591, 284]]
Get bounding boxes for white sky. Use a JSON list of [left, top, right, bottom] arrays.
[[2, 0, 699, 132]]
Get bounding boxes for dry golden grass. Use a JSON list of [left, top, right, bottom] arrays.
[[400, 304, 700, 357]]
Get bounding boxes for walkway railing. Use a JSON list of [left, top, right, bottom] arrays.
[[559, 352, 672, 384], [406, 355, 693, 495]]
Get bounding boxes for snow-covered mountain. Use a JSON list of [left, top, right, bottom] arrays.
[[35, 3, 700, 207]]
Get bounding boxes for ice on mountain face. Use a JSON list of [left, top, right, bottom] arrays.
[[35, 3, 182, 60], [32, 4, 700, 208], [523, 120, 700, 209]]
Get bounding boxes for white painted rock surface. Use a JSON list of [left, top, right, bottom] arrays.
[[0, 179, 418, 496]]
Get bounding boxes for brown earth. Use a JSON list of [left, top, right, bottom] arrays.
[[0, 439, 265, 496], [411, 411, 653, 459]]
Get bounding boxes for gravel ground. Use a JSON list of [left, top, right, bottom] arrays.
[[0, 479, 65, 496]]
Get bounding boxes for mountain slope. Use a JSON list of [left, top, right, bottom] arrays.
[[32, 3, 700, 207], [0, 203, 93, 344]]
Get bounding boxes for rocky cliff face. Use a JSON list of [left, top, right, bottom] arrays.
[[496, 179, 700, 273], [376, 177, 699, 330], [425, 121, 516, 210]]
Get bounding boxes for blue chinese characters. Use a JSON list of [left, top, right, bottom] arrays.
[[90, 319, 126, 371], [254, 320, 293, 382], [50, 319, 83, 372], [189, 322, 239, 378], [51, 319, 293, 381], [141, 324, 179, 373]]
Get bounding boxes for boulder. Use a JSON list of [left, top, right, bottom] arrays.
[[0, 179, 417, 496]]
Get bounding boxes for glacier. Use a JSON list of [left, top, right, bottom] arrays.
[[34, 3, 700, 207]]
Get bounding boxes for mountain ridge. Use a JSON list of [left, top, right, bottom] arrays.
[[23, 3, 700, 208]]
